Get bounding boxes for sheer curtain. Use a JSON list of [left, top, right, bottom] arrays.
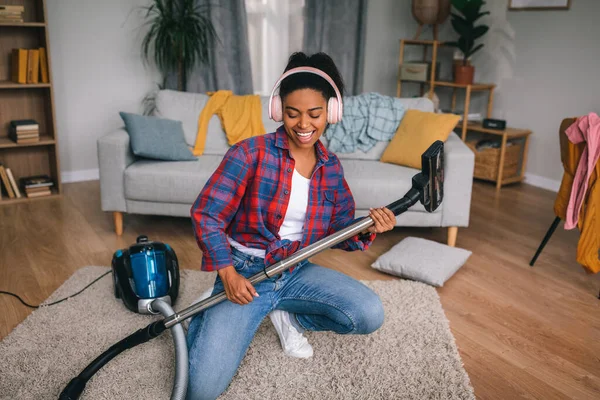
[[245, 0, 305, 96]]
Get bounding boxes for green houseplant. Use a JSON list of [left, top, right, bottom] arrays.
[[141, 0, 218, 91], [446, 0, 489, 84]]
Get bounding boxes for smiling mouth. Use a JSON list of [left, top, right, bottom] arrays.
[[293, 129, 315, 143]]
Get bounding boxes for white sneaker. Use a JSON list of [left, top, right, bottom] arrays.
[[269, 309, 313, 358]]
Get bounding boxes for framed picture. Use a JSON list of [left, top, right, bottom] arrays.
[[508, 0, 571, 10]]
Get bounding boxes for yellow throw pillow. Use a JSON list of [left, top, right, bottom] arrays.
[[380, 109, 460, 169]]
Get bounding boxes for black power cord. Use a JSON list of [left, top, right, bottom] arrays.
[[0, 270, 111, 308]]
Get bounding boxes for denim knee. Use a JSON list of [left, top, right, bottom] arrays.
[[353, 293, 384, 334]]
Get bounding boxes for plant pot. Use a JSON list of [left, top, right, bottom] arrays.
[[454, 64, 475, 85]]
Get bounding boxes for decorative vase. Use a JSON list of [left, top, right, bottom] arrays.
[[454, 64, 475, 85], [411, 0, 452, 40], [412, 0, 441, 24]]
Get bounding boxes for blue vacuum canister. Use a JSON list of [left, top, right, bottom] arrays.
[[112, 235, 180, 314]]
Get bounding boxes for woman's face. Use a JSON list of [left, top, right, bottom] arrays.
[[282, 88, 328, 152]]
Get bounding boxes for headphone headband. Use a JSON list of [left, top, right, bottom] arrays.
[[268, 66, 343, 120]]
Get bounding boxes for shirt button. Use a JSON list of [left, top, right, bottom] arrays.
[[284, 190, 289, 195], [287, 168, 292, 173], [276, 214, 282, 219]]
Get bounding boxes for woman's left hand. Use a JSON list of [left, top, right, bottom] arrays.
[[364, 207, 396, 234]]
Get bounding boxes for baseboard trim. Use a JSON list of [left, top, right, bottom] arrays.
[[61, 168, 99, 183], [524, 173, 561, 192]]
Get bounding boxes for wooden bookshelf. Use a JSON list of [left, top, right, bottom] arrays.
[[0, 0, 61, 203]]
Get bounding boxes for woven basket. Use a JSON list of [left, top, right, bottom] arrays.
[[466, 139, 522, 181]]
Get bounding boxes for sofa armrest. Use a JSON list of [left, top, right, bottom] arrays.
[[441, 132, 475, 227], [97, 128, 136, 212]]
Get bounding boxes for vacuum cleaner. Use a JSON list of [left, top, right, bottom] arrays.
[[112, 235, 180, 315], [59, 140, 445, 400]]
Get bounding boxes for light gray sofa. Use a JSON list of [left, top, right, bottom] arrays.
[[98, 89, 474, 246]]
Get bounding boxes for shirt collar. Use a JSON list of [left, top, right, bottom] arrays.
[[275, 125, 330, 163]]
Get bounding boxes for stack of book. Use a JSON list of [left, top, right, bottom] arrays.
[[0, 163, 21, 200], [20, 175, 53, 198], [9, 119, 40, 144], [11, 47, 49, 84], [0, 5, 24, 23]]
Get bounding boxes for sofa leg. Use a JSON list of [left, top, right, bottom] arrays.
[[447, 227, 458, 247], [113, 211, 123, 236]]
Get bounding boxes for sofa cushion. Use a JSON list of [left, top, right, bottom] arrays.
[[371, 237, 472, 287], [339, 159, 438, 213], [380, 109, 460, 169], [124, 155, 224, 204], [119, 112, 196, 161]]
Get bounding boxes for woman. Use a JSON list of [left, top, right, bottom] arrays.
[[187, 52, 395, 400]]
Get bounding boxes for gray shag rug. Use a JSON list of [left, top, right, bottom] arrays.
[[0, 266, 474, 400]]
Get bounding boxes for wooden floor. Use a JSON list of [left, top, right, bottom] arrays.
[[1, 180, 599, 399]]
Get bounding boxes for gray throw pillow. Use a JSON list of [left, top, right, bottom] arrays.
[[119, 112, 196, 161], [371, 237, 471, 287]]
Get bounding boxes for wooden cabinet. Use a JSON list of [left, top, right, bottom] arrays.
[[0, 0, 61, 204]]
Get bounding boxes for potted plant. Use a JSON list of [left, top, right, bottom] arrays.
[[141, 0, 218, 91], [446, 0, 489, 85]]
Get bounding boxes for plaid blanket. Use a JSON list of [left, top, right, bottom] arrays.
[[324, 92, 407, 153]]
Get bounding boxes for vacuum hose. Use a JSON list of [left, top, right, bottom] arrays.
[[151, 299, 188, 400]]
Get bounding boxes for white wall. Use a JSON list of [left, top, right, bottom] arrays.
[[363, 0, 600, 191], [363, 0, 418, 96], [500, 0, 600, 189], [47, 0, 159, 182]]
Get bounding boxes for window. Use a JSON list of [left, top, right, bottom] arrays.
[[246, 0, 305, 96]]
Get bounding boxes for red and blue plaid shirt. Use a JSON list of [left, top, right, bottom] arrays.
[[191, 126, 375, 271]]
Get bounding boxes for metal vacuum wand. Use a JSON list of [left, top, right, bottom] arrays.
[[163, 187, 421, 329]]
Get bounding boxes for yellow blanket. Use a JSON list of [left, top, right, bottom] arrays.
[[194, 90, 266, 156]]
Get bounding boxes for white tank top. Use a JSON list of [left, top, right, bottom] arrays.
[[228, 168, 310, 258]]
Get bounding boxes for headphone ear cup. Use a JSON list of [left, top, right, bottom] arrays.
[[327, 97, 341, 124], [270, 94, 283, 122]]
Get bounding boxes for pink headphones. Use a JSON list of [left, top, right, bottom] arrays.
[[268, 66, 344, 124]]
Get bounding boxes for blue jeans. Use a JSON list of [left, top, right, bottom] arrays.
[[186, 247, 384, 400]]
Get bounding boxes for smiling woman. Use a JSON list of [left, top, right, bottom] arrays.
[[186, 52, 397, 400]]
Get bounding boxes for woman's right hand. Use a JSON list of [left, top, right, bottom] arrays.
[[218, 266, 259, 305]]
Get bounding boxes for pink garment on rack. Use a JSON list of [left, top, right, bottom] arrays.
[[564, 112, 600, 230]]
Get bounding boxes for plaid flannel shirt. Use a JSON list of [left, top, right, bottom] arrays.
[[191, 126, 376, 272]]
